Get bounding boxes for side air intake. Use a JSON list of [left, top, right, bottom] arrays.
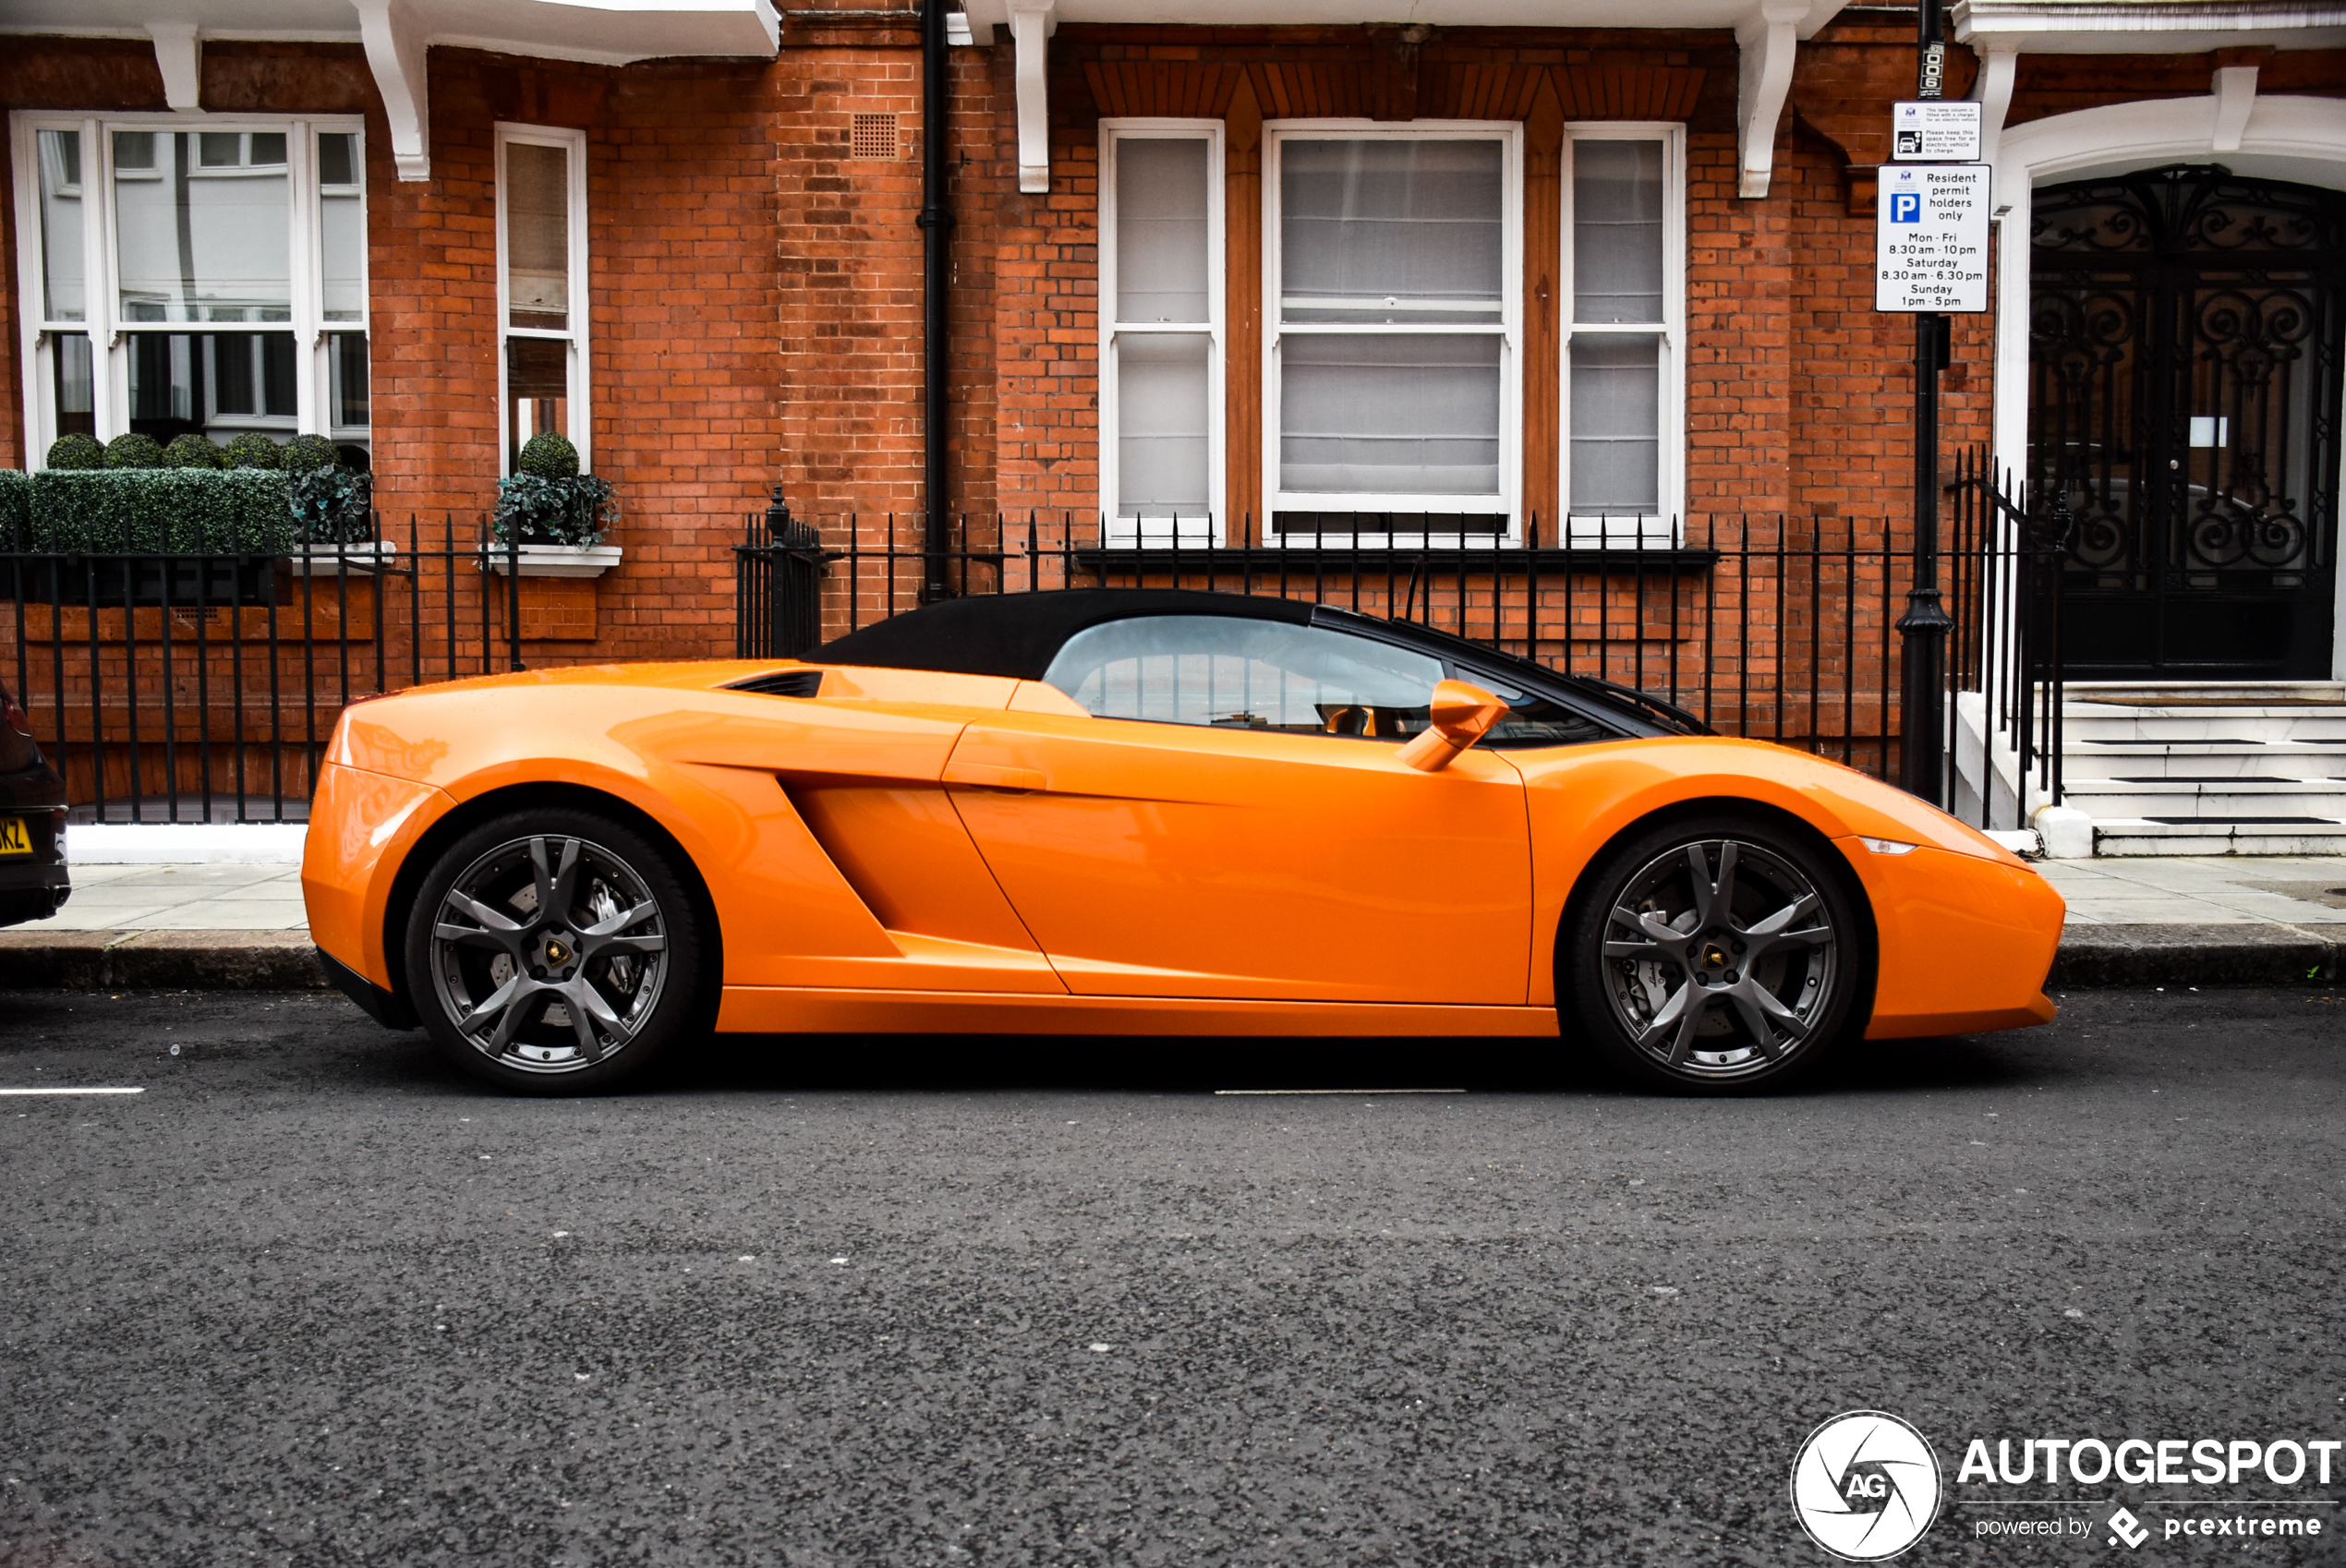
[[727, 669, 825, 697]]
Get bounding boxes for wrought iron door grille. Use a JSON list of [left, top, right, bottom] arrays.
[[2028, 164, 2345, 680]]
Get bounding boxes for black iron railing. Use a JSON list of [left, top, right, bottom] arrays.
[[739, 509, 1913, 781], [0, 461, 2061, 832], [737, 466, 2064, 831], [1946, 450, 2069, 825], [2, 515, 522, 823]]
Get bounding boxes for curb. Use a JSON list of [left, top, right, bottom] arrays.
[[2047, 924, 2340, 988], [0, 930, 330, 991], [3, 926, 2340, 995]]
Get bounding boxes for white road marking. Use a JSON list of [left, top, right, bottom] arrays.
[[0, 1087, 145, 1096], [1214, 1088, 1464, 1095]]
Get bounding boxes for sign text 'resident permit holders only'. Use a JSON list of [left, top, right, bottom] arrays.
[[1875, 163, 1990, 313]]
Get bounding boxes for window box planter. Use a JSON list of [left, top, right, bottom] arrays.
[[485, 543, 623, 578], [285, 541, 399, 577]]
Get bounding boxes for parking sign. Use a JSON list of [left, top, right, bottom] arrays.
[[1875, 164, 1989, 313]]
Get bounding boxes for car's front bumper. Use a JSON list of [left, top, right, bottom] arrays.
[[1843, 839, 2067, 1039]]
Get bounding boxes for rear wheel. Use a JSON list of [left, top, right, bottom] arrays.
[[1564, 814, 1868, 1092], [403, 807, 711, 1094]]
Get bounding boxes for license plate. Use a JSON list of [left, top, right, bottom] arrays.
[[0, 816, 28, 856]]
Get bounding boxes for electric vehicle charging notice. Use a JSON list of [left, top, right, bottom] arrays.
[[1875, 163, 1990, 312]]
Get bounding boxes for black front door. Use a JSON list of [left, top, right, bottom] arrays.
[[2029, 165, 2346, 681]]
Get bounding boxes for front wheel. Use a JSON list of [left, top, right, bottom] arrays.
[[403, 807, 712, 1093], [1564, 814, 1869, 1092]]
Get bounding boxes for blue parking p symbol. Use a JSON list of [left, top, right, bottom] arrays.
[[1889, 191, 1923, 223]]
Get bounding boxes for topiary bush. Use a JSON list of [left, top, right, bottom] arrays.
[[0, 470, 29, 548], [163, 433, 226, 470], [517, 430, 580, 481], [103, 432, 167, 470], [283, 434, 341, 476], [495, 433, 616, 548], [493, 471, 617, 549], [28, 469, 294, 554], [223, 433, 283, 470], [289, 461, 374, 545], [45, 433, 106, 471]]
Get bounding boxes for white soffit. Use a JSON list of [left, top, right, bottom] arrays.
[[0, 0, 780, 64], [973, 0, 1841, 25], [3, 0, 779, 182], [1953, 0, 2346, 52]]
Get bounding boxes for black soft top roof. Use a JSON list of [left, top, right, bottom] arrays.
[[811, 588, 1312, 681]]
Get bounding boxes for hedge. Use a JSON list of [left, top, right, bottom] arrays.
[[2, 469, 295, 553], [0, 470, 28, 544]]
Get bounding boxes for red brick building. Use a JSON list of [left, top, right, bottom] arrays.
[[4, 0, 2342, 695]]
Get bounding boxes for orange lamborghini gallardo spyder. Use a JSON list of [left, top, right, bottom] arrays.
[[303, 589, 2065, 1094]]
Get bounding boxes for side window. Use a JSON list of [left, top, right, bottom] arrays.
[[1459, 671, 1612, 748], [1044, 616, 1443, 738]]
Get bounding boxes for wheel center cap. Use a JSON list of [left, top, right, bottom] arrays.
[[543, 935, 572, 967], [1701, 942, 1729, 971]]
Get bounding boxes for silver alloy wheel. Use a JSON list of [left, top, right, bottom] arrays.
[[1599, 837, 1838, 1080], [426, 833, 671, 1075]]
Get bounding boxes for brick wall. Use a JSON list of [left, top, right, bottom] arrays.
[[0, 24, 2331, 694]]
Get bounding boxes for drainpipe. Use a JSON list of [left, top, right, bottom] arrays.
[[918, 0, 954, 600]]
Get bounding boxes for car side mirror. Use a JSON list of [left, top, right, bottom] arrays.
[[1396, 680, 1510, 773]]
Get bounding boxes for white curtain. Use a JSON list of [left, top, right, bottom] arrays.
[[1572, 140, 1664, 325], [1280, 139, 1503, 321], [1281, 334, 1501, 496], [505, 142, 570, 329], [319, 132, 366, 324], [1118, 333, 1211, 516], [1569, 334, 1661, 513], [1117, 139, 1210, 326]]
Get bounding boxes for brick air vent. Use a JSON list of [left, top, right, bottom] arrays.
[[850, 114, 900, 162]]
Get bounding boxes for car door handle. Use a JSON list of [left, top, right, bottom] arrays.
[[942, 760, 1047, 792]]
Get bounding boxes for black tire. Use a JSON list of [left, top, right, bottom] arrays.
[[402, 806, 712, 1094], [1562, 812, 1869, 1093]]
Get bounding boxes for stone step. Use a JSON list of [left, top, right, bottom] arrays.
[[2061, 776, 2346, 818], [2092, 816, 2346, 856], [2062, 740, 2346, 780], [2064, 681, 2346, 705], [2060, 711, 2346, 744]]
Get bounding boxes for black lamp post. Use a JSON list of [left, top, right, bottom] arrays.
[[1895, 0, 1954, 804]]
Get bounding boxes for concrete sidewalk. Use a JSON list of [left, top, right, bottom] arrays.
[[2, 856, 2343, 992]]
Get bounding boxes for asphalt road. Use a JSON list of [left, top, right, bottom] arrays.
[[2, 987, 2341, 1568]]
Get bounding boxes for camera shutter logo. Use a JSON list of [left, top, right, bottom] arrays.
[[1790, 1411, 1943, 1561]]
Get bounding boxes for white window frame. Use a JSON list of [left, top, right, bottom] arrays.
[[1097, 120, 1226, 548], [1263, 120, 1523, 547], [7, 110, 368, 467], [1559, 122, 1686, 547], [494, 122, 591, 475]]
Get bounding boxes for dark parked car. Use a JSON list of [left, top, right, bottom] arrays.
[[0, 681, 68, 927]]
